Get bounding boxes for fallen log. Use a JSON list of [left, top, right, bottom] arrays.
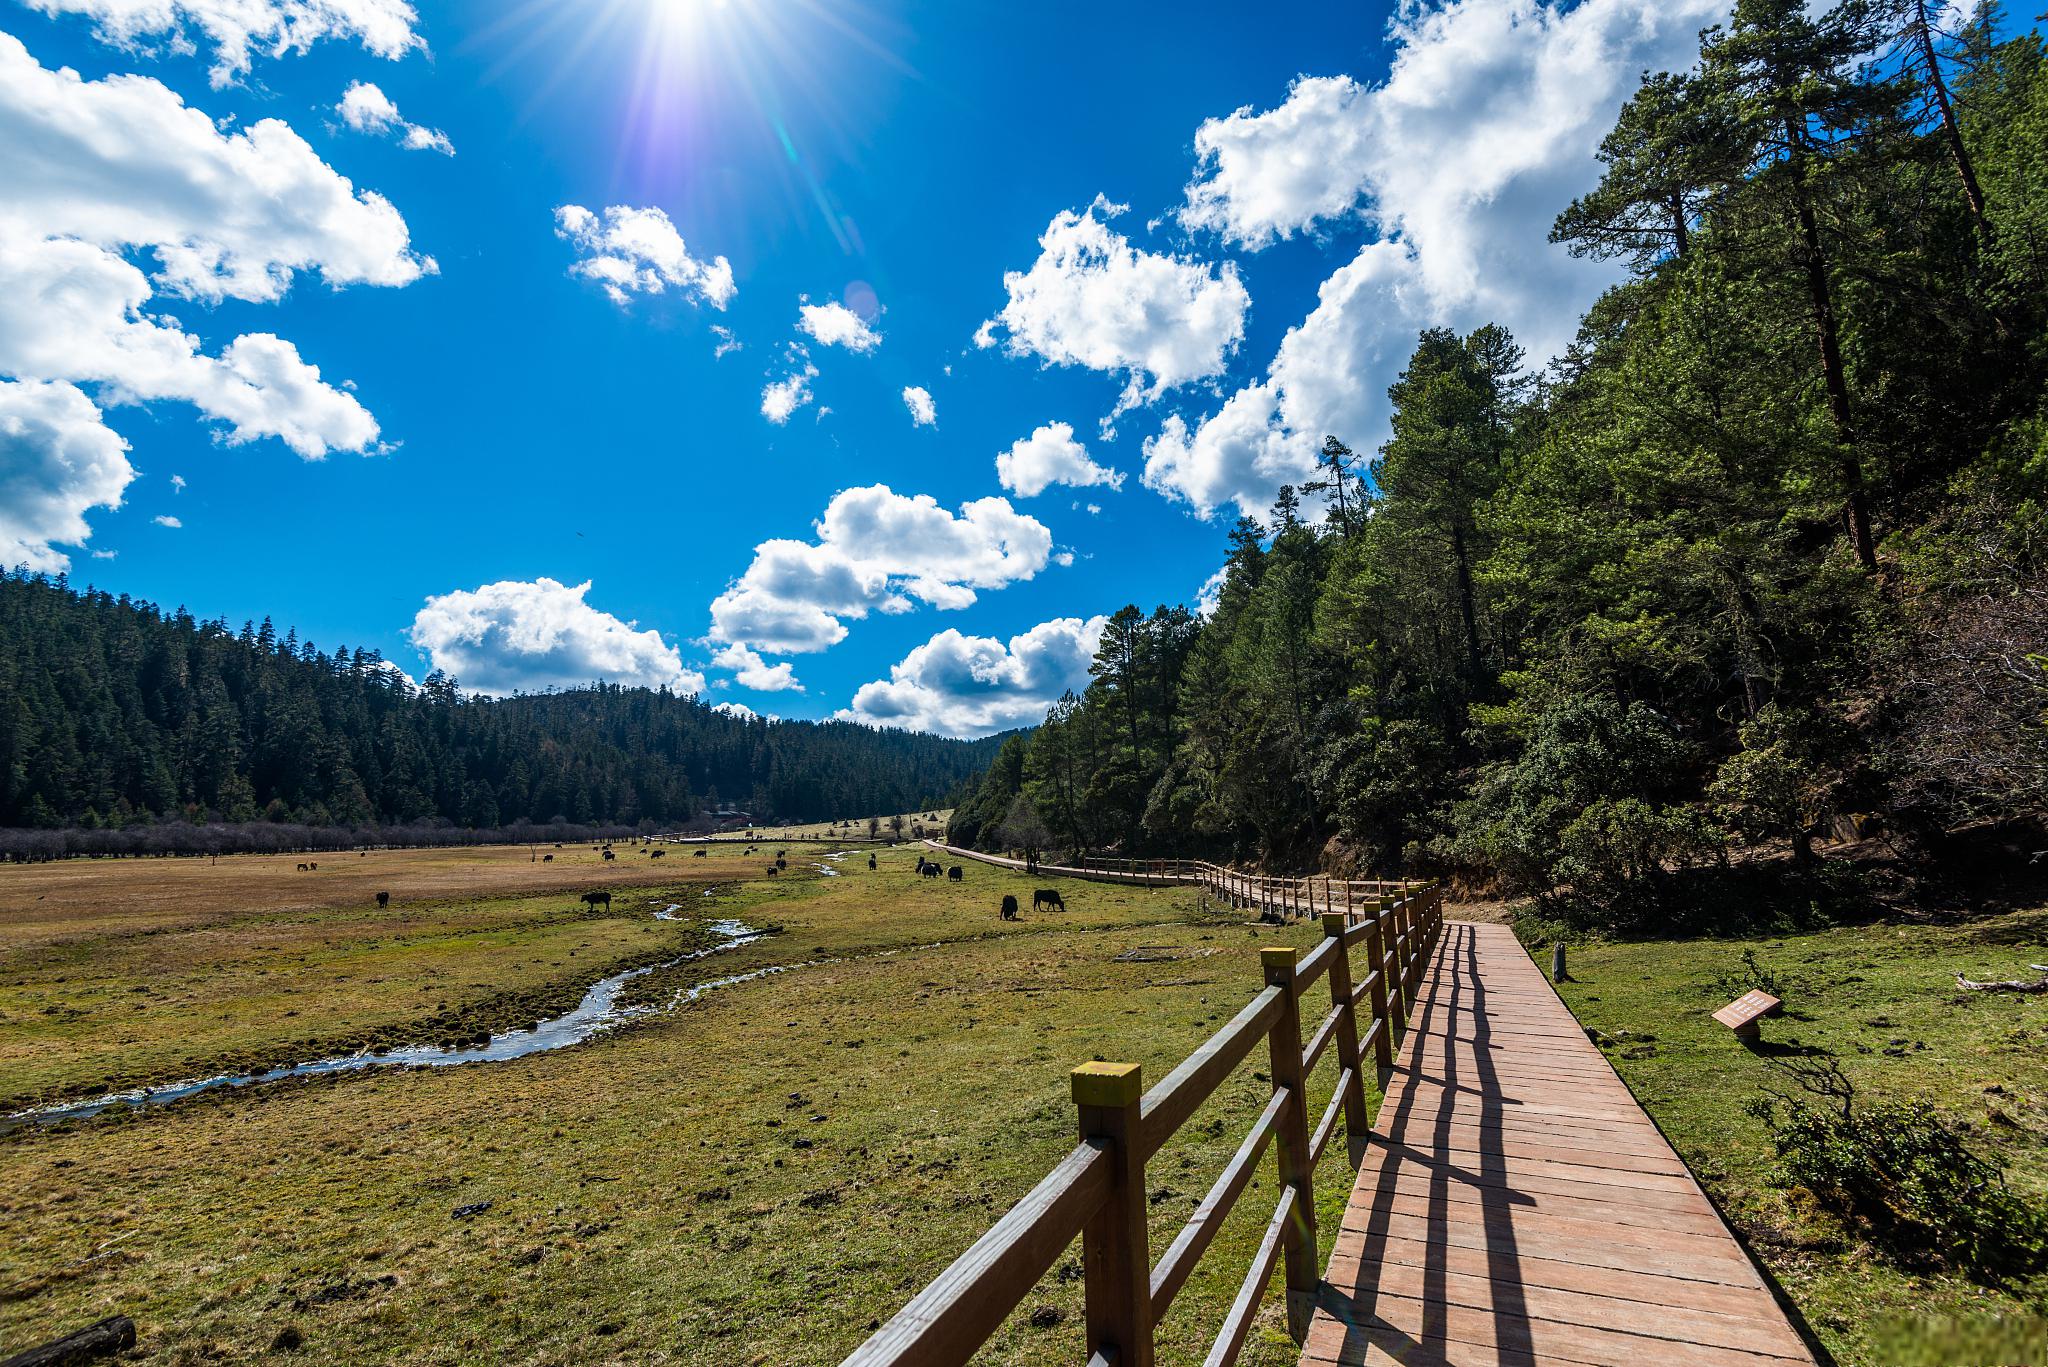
[[1956, 972, 2048, 994], [0, 1316, 136, 1367]]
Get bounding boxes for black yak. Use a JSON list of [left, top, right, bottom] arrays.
[[1033, 888, 1066, 912], [948, 866, 963, 881], [580, 891, 612, 911], [376, 891, 390, 909], [999, 894, 1019, 921]]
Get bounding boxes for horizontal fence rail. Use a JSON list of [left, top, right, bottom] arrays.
[[841, 875, 1445, 1367]]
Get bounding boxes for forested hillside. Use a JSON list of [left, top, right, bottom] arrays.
[[0, 571, 999, 835], [953, 1, 2048, 920]]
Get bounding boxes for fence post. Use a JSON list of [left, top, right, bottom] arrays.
[[1261, 947, 1318, 1341], [1321, 913, 1372, 1162], [1378, 897, 1407, 1040], [1362, 907, 1394, 1080], [1391, 895, 1414, 999], [1073, 1062, 1153, 1367]]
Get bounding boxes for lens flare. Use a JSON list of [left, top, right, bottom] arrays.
[[467, 0, 910, 258]]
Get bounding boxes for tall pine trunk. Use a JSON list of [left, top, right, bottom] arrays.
[[1914, 0, 1991, 241], [1786, 124, 1878, 572]]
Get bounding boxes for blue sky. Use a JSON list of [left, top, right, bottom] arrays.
[[0, 0, 1746, 734]]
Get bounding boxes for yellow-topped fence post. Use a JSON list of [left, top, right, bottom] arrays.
[[1260, 947, 1319, 1341], [1072, 1061, 1152, 1367]]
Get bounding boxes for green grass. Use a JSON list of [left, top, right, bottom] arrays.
[[1533, 905, 2048, 1366], [1, 847, 1370, 1366], [0, 884, 723, 1112]]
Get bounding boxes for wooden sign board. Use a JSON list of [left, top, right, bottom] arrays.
[[1713, 990, 1781, 1041]]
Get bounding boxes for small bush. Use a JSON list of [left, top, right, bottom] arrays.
[[1747, 1096, 2048, 1281], [1714, 948, 1781, 998]]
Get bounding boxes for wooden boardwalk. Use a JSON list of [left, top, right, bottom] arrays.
[[1301, 921, 1813, 1367]]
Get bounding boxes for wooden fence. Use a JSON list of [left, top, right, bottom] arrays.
[[922, 841, 1416, 919], [841, 878, 1446, 1367]]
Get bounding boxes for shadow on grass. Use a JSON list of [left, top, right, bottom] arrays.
[[1511, 818, 2048, 946]]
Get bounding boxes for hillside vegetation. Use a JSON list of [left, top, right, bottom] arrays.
[[0, 571, 1000, 837], [953, 2, 2048, 925]]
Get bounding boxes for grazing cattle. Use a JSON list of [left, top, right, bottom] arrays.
[[603, 850, 616, 861], [999, 894, 1019, 921], [651, 849, 665, 859], [376, 891, 390, 909], [948, 866, 963, 881], [767, 866, 780, 877], [920, 862, 941, 880], [542, 854, 553, 862], [693, 849, 707, 858], [868, 854, 877, 871], [1033, 888, 1066, 912], [775, 857, 787, 869], [309, 862, 318, 871], [295, 863, 308, 871], [580, 891, 612, 911]]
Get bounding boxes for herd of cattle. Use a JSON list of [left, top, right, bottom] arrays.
[[912, 856, 1068, 919], [299, 843, 1072, 923], [567, 849, 1073, 920]]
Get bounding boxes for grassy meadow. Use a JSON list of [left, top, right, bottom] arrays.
[[1538, 906, 2048, 1366], [1, 842, 1355, 1366]]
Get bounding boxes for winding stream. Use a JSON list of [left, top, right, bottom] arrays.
[[8, 918, 767, 1128]]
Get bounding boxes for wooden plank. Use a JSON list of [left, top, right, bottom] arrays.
[[1301, 1305, 1807, 1367], [1348, 1166, 1722, 1224], [1331, 1235, 1773, 1312], [1300, 921, 1815, 1367], [1338, 1265, 1810, 1356]]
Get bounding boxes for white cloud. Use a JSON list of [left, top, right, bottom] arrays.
[[408, 578, 705, 697], [26, 0, 424, 87], [711, 325, 741, 358], [710, 642, 803, 693], [1195, 566, 1228, 619], [709, 484, 1055, 655], [837, 616, 1108, 738], [902, 385, 936, 427], [0, 34, 416, 566], [996, 421, 1124, 498], [0, 380, 133, 572], [170, 474, 186, 492], [0, 235, 382, 458], [712, 700, 775, 722], [152, 513, 181, 527], [337, 80, 452, 155], [0, 33, 435, 305], [1179, 75, 1377, 250], [976, 196, 1249, 415], [760, 360, 817, 424], [1140, 380, 1303, 520], [554, 204, 735, 309], [796, 298, 880, 352], [1148, 0, 1726, 520]]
